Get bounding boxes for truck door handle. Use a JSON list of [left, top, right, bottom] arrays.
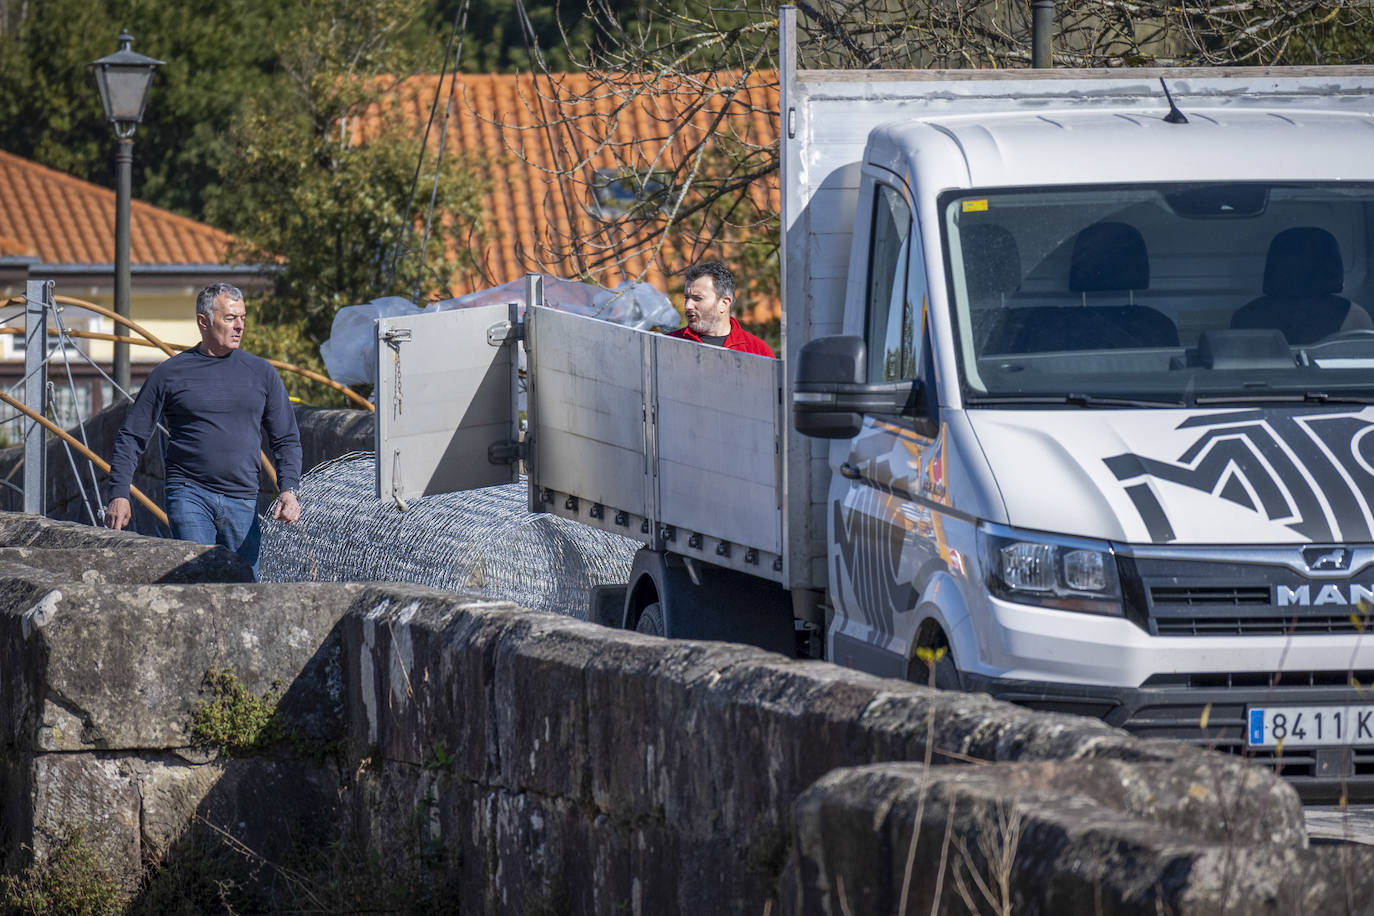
[[840, 462, 862, 480]]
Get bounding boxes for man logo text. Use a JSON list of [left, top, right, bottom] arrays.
[[1276, 584, 1374, 607]]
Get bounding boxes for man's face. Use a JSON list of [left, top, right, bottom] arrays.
[[683, 275, 732, 337], [199, 294, 245, 355]]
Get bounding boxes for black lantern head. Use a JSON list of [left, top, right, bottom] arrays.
[[90, 30, 163, 138]]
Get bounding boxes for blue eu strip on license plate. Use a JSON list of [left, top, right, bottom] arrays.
[[1247, 704, 1374, 749]]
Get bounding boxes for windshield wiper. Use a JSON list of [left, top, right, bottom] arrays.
[[966, 393, 1187, 408], [1193, 391, 1374, 406]]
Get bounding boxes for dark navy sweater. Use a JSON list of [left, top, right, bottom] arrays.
[[108, 347, 302, 501]]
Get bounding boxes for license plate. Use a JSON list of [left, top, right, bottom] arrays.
[[1247, 705, 1374, 748]]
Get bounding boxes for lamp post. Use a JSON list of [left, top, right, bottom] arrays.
[[90, 30, 162, 400], [1031, 1, 1055, 69]]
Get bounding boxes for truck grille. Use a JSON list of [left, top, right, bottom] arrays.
[[1154, 614, 1367, 636], [1149, 585, 1268, 606], [1130, 549, 1374, 637]]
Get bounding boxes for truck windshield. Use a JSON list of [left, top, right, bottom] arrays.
[[943, 183, 1374, 406]]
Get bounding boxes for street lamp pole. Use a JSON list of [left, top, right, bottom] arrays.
[[90, 30, 162, 401], [1032, 1, 1055, 69], [114, 135, 133, 396]]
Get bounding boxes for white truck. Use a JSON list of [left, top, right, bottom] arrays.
[[376, 7, 1374, 800]]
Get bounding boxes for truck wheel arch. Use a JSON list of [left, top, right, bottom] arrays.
[[620, 546, 794, 655], [624, 571, 662, 631], [904, 567, 976, 690], [622, 547, 675, 631], [908, 615, 961, 690]]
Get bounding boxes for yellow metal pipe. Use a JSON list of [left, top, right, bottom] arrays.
[[0, 389, 168, 526], [2, 326, 374, 412]]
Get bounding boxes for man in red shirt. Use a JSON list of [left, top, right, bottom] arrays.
[[666, 262, 775, 357]]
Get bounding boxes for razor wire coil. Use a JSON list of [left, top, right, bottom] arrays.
[[259, 451, 638, 620]]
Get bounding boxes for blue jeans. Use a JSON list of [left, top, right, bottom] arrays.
[[165, 480, 261, 579]]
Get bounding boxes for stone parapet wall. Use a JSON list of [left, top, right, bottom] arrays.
[[0, 512, 1371, 913], [0, 526, 354, 895], [787, 761, 1366, 914]]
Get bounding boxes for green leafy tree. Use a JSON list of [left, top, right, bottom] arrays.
[[0, 0, 294, 218], [425, 0, 655, 73], [210, 0, 487, 404], [0, 1, 625, 221]]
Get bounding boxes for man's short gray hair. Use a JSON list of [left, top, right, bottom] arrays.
[[196, 283, 243, 320], [684, 261, 735, 302]]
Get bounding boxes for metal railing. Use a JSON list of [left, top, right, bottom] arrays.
[[0, 287, 370, 525]]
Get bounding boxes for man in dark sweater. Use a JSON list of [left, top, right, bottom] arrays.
[[667, 261, 775, 357], [105, 283, 302, 576]]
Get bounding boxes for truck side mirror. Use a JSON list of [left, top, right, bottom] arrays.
[[793, 336, 918, 439]]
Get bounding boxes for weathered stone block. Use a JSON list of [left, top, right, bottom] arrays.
[[0, 752, 33, 874], [193, 757, 345, 866], [0, 514, 145, 550], [0, 547, 1341, 915], [0, 544, 253, 584], [786, 761, 1368, 916], [126, 755, 224, 862], [6, 582, 358, 751], [343, 587, 521, 773], [29, 753, 142, 891], [125, 755, 345, 912], [345, 758, 692, 916]]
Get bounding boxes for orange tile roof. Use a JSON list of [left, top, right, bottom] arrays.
[[0, 234, 36, 258], [354, 70, 782, 325], [0, 149, 234, 266]]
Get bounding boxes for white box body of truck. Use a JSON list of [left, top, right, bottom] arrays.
[[376, 7, 1374, 799]]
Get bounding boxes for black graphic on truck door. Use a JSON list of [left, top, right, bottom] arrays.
[[1106, 408, 1374, 543], [830, 179, 939, 662]]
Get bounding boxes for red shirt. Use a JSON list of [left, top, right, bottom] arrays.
[[666, 317, 775, 357]]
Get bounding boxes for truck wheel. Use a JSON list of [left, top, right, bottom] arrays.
[[635, 602, 665, 637], [908, 627, 961, 691]]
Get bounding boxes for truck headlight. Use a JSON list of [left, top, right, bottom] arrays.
[[979, 524, 1123, 615]]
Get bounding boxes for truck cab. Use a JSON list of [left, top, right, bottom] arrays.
[[795, 80, 1374, 800]]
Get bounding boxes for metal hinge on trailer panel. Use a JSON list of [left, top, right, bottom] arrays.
[[382, 327, 412, 345], [488, 439, 526, 465], [391, 448, 409, 511], [382, 326, 410, 417], [775, 383, 783, 510], [488, 312, 524, 464], [486, 317, 524, 347]]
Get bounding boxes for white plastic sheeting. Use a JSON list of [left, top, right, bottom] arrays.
[[320, 277, 680, 388]]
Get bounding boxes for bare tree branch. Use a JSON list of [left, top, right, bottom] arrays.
[[492, 0, 1374, 318]]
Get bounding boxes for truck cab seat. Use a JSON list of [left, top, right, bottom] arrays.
[[1069, 220, 1150, 302], [1230, 226, 1374, 345], [981, 222, 1179, 354], [983, 306, 1180, 354], [962, 224, 1022, 349]]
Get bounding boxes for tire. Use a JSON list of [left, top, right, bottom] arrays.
[[635, 602, 665, 637], [908, 628, 961, 691]]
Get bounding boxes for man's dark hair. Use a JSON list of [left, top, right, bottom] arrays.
[[684, 261, 735, 303]]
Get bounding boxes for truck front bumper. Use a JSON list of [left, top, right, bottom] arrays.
[[962, 669, 1374, 803]]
